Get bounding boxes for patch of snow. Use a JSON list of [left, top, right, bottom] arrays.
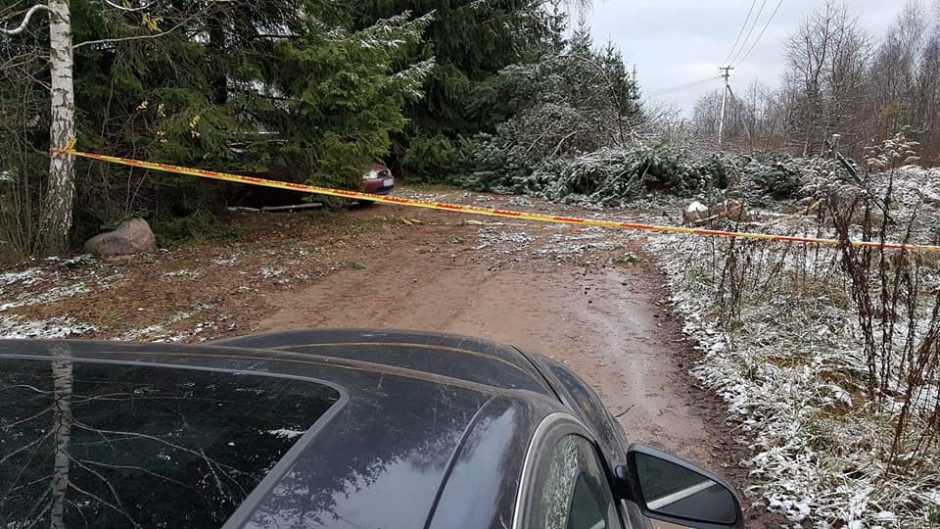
[[47, 254, 96, 268], [212, 255, 239, 267], [163, 269, 202, 279], [0, 314, 96, 339], [260, 267, 284, 279], [0, 268, 44, 288], [401, 191, 451, 202], [474, 228, 534, 253], [266, 428, 306, 439], [686, 201, 708, 213], [118, 324, 166, 341], [536, 228, 622, 259], [0, 282, 91, 312]]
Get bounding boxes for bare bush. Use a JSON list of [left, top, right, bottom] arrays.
[[650, 134, 940, 525]]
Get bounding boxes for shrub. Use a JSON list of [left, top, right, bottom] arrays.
[[152, 210, 238, 246], [747, 154, 803, 199], [466, 141, 734, 205], [401, 134, 461, 182]]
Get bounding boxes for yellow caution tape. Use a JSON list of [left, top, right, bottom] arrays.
[[52, 146, 940, 254]]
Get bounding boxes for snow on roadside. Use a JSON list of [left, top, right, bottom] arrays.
[[474, 227, 534, 253], [645, 227, 940, 528], [0, 282, 91, 312], [0, 255, 107, 339], [536, 228, 622, 259], [0, 268, 45, 289], [0, 314, 96, 339]]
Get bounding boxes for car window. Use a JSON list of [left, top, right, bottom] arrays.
[[528, 434, 621, 529], [0, 358, 340, 529]]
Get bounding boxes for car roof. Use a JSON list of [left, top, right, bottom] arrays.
[[211, 328, 555, 394], [0, 332, 565, 529]]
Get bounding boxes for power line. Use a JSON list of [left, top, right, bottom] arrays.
[[730, 0, 768, 65], [734, 0, 784, 66], [649, 76, 722, 96], [723, 0, 759, 65]]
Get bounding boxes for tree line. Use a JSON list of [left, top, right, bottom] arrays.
[[3, 0, 626, 260], [694, 0, 940, 164]]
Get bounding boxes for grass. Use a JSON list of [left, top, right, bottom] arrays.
[[610, 252, 640, 266], [301, 208, 334, 221], [347, 216, 392, 233]]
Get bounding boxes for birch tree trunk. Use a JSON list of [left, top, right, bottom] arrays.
[[40, 0, 76, 253], [49, 345, 74, 529]]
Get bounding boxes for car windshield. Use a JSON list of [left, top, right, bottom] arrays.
[[0, 357, 340, 528]]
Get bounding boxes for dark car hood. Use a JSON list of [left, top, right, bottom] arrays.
[[212, 328, 555, 394], [0, 338, 553, 529]]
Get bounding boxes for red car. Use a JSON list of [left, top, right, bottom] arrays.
[[361, 164, 395, 194]]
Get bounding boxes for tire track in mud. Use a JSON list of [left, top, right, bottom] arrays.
[[258, 209, 718, 468]]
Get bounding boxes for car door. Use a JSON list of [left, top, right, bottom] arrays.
[[514, 413, 628, 529]]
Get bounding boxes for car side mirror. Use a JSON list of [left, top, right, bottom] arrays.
[[616, 444, 743, 529]]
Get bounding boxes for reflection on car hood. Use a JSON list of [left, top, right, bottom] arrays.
[[0, 337, 559, 529]]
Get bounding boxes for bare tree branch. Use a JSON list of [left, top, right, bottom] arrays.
[[73, 10, 200, 50], [68, 481, 142, 529], [0, 4, 48, 36], [100, 0, 155, 13], [79, 459, 189, 488], [69, 455, 141, 527], [0, 429, 53, 466]]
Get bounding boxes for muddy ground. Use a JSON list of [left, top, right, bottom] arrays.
[[0, 186, 780, 526]]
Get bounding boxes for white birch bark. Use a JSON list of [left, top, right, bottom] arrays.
[[40, 0, 76, 253], [49, 345, 74, 529]]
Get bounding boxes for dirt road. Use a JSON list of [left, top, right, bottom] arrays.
[[1, 186, 723, 472], [259, 200, 719, 469]]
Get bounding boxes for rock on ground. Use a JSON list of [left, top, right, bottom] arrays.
[[84, 218, 155, 258]]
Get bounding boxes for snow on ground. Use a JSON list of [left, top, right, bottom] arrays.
[[0, 255, 108, 339], [643, 206, 940, 528], [0, 268, 45, 288], [536, 228, 623, 259], [0, 314, 96, 339], [0, 281, 91, 312], [474, 227, 534, 253]]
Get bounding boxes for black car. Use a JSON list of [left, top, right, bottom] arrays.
[[0, 329, 743, 529]]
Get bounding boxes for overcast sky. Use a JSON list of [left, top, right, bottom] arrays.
[[589, 0, 910, 117]]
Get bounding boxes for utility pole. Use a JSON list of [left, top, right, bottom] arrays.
[[717, 65, 733, 147]]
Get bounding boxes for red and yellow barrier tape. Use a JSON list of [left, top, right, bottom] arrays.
[[52, 144, 940, 254]]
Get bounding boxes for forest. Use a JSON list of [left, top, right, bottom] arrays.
[[0, 0, 640, 261], [3, 0, 937, 262]]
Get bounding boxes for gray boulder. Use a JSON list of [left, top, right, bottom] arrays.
[[84, 218, 155, 258]]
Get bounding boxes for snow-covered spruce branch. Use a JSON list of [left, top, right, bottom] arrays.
[[0, 4, 48, 36]]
